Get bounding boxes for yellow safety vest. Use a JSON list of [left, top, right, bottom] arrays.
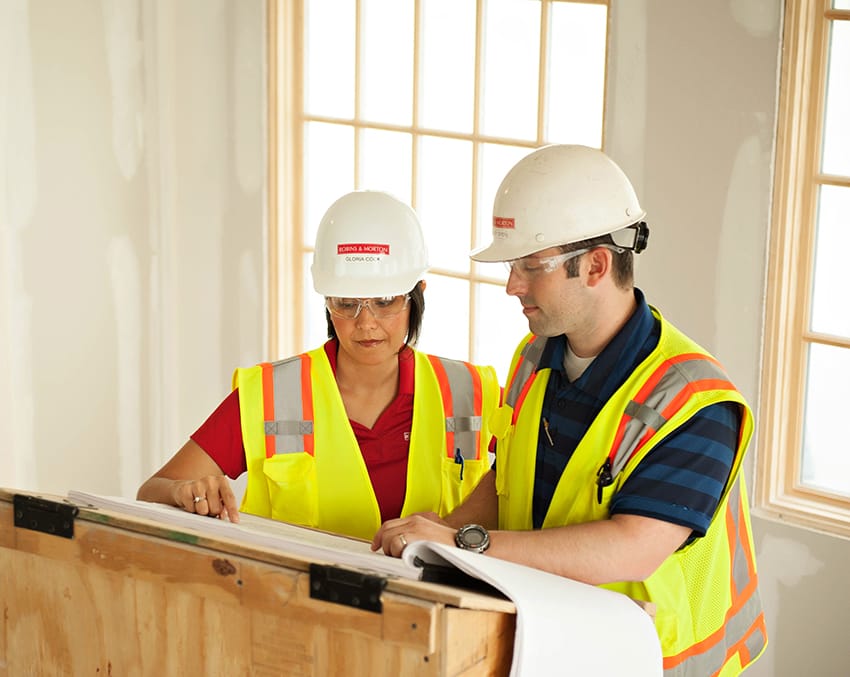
[[233, 345, 500, 540], [493, 308, 767, 676]]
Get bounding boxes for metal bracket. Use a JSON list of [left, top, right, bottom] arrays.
[[309, 563, 386, 613], [13, 494, 79, 539]]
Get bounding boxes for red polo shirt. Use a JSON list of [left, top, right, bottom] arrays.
[[191, 340, 415, 522]]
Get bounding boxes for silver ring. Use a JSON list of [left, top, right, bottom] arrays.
[[193, 495, 205, 504], [399, 534, 408, 549]]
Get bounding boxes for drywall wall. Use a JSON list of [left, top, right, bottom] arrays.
[[3, 1, 849, 675], [0, 0, 265, 495], [608, 2, 850, 675]]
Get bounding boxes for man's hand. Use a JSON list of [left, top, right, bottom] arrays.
[[371, 512, 455, 557]]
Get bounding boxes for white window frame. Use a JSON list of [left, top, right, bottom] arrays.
[[266, 0, 610, 368], [757, 0, 850, 538]]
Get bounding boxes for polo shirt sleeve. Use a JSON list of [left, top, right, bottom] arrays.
[[608, 401, 741, 537], [190, 388, 248, 479]]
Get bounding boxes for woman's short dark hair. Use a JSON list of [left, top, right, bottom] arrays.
[[324, 280, 426, 349]]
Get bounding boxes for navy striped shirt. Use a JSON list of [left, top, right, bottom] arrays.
[[529, 289, 739, 537]]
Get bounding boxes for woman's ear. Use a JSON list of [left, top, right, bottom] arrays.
[[417, 279, 427, 293]]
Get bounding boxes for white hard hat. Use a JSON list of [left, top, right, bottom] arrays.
[[311, 190, 429, 297], [471, 144, 647, 262]]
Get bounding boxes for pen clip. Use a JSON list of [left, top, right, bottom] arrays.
[[454, 447, 465, 481]]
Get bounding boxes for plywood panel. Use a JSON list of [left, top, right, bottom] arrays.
[[0, 492, 514, 676]]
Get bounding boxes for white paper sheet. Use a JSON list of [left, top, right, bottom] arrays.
[[403, 541, 663, 677], [66, 490, 420, 580]]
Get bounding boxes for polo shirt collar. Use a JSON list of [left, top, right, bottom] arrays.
[[536, 288, 654, 392], [323, 339, 415, 395]]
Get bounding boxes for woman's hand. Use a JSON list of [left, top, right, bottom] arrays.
[[171, 475, 240, 522]]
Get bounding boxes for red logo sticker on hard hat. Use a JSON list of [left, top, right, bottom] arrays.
[[493, 217, 515, 230], [337, 243, 390, 255]]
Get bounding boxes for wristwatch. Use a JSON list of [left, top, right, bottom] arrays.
[[455, 524, 490, 553]]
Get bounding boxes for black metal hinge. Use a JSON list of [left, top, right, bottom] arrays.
[[13, 494, 79, 539], [309, 563, 387, 613]]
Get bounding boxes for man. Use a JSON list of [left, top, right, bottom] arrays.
[[372, 145, 767, 675]]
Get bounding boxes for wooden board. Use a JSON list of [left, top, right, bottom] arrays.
[[0, 489, 515, 676]]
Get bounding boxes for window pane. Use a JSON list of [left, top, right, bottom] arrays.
[[305, 0, 355, 117], [810, 185, 850, 337], [417, 275, 470, 358], [821, 20, 850, 176], [417, 136, 473, 273], [361, 0, 414, 125], [304, 122, 355, 246], [546, 3, 607, 146], [834, 1, 850, 10], [481, 0, 540, 140], [801, 343, 850, 498], [421, 0, 476, 133], [474, 143, 535, 262], [360, 129, 412, 203], [474, 281, 531, 383]]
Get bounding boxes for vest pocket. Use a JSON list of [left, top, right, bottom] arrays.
[[440, 457, 486, 515], [262, 453, 318, 527]]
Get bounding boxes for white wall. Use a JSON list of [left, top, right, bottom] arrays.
[[608, 2, 850, 676], [3, 1, 849, 675], [0, 0, 266, 496]]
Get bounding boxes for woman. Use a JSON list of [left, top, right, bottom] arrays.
[[137, 190, 501, 540]]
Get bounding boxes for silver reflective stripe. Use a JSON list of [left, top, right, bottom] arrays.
[[667, 481, 765, 676], [264, 420, 314, 436], [267, 356, 310, 454], [670, 583, 765, 676], [446, 415, 482, 433], [610, 357, 729, 477], [434, 356, 482, 460], [505, 337, 546, 408], [729, 482, 750, 592]]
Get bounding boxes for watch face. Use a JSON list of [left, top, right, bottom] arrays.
[[456, 524, 490, 552], [463, 529, 486, 547]]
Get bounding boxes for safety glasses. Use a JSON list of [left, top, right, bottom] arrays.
[[504, 245, 625, 280], [325, 294, 411, 320]]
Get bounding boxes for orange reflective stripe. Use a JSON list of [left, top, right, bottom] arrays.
[[736, 489, 757, 583], [300, 353, 315, 455], [608, 357, 736, 471], [723, 612, 766, 671], [511, 374, 538, 425], [609, 414, 632, 460], [265, 354, 315, 457], [663, 494, 762, 671], [665, 574, 763, 670], [261, 362, 276, 458], [506, 335, 539, 394], [427, 354, 455, 458], [465, 361, 483, 416], [659, 378, 735, 421], [464, 361, 483, 457], [726, 495, 739, 594]]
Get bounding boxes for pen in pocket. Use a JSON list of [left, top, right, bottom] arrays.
[[454, 447, 465, 481]]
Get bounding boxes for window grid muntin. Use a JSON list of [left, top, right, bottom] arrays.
[[292, 0, 609, 378], [758, 1, 850, 536]]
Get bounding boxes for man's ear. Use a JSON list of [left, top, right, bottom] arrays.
[[584, 247, 612, 287]]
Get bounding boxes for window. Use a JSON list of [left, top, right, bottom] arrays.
[[268, 0, 609, 383], [758, 0, 850, 536]]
